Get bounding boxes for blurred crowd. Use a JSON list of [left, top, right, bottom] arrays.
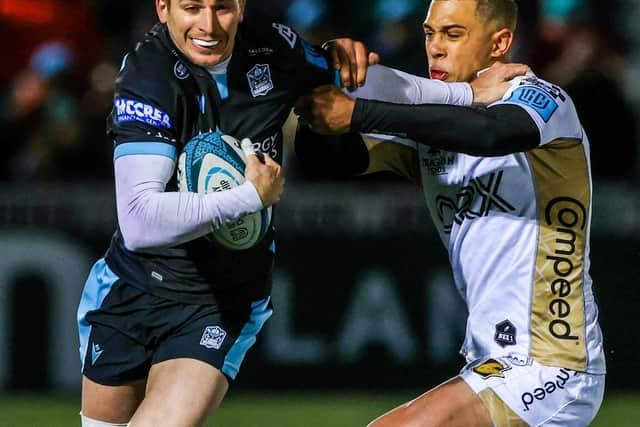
[[1, 0, 638, 183]]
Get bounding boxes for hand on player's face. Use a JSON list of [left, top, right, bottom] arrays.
[[470, 62, 529, 105], [242, 139, 284, 208], [294, 85, 355, 135], [325, 38, 380, 91]]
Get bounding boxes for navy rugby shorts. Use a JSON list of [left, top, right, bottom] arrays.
[[77, 259, 272, 386]]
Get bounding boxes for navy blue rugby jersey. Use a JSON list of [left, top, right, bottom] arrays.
[[104, 17, 338, 304]]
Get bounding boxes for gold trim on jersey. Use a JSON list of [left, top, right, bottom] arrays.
[[363, 137, 420, 184], [478, 388, 528, 427], [527, 138, 589, 371]]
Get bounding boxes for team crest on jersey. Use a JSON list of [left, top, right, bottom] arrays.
[[472, 358, 512, 379], [247, 64, 274, 97], [495, 320, 517, 347], [200, 326, 227, 350], [174, 61, 190, 80]]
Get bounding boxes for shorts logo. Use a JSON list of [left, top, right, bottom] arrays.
[[495, 319, 517, 347], [174, 61, 190, 80], [521, 368, 579, 411], [200, 326, 227, 350], [508, 86, 558, 122], [247, 64, 274, 97], [472, 358, 511, 379], [91, 343, 103, 365], [115, 98, 173, 129]]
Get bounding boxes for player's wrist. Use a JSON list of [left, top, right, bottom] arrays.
[[238, 180, 265, 210], [449, 82, 474, 106]]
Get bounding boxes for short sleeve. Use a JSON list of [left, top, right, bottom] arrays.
[[270, 21, 339, 92], [494, 75, 583, 147], [107, 49, 181, 154]]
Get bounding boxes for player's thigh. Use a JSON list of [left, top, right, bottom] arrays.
[[539, 373, 605, 426], [130, 297, 272, 426], [460, 354, 605, 427], [129, 358, 229, 427], [82, 375, 146, 424], [368, 377, 493, 427], [78, 262, 154, 423]]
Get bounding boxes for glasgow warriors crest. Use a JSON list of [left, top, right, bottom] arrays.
[[247, 64, 274, 97], [200, 325, 227, 350]]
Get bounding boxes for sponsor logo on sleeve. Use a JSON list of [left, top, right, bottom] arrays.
[[508, 86, 558, 122], [246, 64, 274, 97], [200, 326, 227, 350], [472, 358, 512, 379], [272, 22, 297, 48], [115, 98, 173, 129]]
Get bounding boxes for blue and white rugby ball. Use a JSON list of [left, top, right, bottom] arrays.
[[177, 131, 271, 250]]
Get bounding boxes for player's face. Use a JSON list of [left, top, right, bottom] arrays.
[[423, 0, 495, 82], [156, 0, 246, 67]]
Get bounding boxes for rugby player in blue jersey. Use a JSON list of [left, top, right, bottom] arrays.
[[76, 1, 381, 426]]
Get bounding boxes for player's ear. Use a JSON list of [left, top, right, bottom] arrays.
[[490, 28, 514, 59], [156, 0, 169, 23], [238, 0, 246, 22]]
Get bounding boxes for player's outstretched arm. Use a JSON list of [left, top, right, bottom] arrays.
[[297, 83, 540, 156], [350, 101, 540, 156]]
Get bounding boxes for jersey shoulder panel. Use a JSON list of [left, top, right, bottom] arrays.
[[239, 16, 302, 55], [109, 31, 190, 146], [238, 16, 336, 88], [498, 74, 582, 146]]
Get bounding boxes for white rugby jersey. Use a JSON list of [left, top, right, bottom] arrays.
[[355, 72, 606, 374]]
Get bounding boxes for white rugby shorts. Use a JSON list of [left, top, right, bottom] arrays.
[[459, 353, 605, 426]]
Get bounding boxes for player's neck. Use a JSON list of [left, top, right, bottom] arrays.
[[207, 55, 232, 75]]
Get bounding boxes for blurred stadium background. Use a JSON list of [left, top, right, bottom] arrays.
[[1, 0, 639, 425]]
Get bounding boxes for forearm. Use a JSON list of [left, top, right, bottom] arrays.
[[115, 154, 263, 251], [350, 65, 473, 106], [351, 100, 540, 156]]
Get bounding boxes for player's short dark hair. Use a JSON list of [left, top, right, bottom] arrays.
[[475, 0, 518, 32]]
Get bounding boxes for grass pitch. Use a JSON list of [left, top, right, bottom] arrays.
[[0, 391, 637, 426]]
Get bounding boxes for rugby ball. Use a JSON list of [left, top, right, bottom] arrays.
[[177, 131, 271, 250]]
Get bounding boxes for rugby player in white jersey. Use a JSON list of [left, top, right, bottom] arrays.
[[295, 0, 606, 426]]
